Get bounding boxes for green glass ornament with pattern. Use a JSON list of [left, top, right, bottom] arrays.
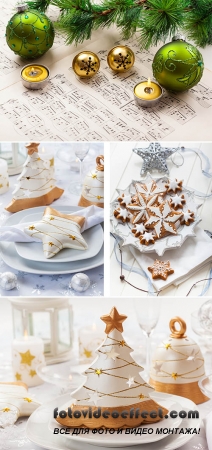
[[6, 6, 54, 59], [152, 37, 204, 92]]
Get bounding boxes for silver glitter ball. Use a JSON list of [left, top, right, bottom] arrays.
[[0, 272, 18, 290], [70, 273, 90, 292], [199, 299, 212, 332]]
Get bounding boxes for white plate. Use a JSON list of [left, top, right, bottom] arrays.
[[0, 207, 104, 274], [48, 398, 183, 445], [15, 212, 103, 263], [26, 392, 201, 450]]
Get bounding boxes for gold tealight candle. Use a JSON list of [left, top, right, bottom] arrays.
[[21, 64, 50, 90], [134, 78, 163, 107]]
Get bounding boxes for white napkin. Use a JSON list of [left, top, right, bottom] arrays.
[[0, 205, 104, 243], [129, 227, 212, 290], [203, 410, 212, 450]]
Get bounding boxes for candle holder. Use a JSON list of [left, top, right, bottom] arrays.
[[10, 298, 73, 363], [21, 64, 50, 90], [134, 80, 163, 107]]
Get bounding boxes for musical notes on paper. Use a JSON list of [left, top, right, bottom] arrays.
[[0, 2, 212, 141]]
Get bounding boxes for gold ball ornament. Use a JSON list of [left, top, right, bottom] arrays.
[[107, 46, 135, 72], [72, 51, 100, 78]]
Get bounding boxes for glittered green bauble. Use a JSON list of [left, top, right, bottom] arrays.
[[6, 6, 54, 59], [152, 37, 204, 92]]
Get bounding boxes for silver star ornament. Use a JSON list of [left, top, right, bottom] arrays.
[[133, 142, 177, 176]]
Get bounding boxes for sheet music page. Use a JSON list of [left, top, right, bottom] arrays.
[[0, 1, 212, 141]]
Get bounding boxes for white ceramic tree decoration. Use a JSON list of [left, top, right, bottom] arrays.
[[56, 306, 167, 429], [5, 143, 64, 213]]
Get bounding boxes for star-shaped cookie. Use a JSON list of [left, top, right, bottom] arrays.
[[148, 260, 174, 280], [24, 207, 88, 259]]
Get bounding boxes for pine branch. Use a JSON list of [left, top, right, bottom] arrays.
[[26, 0, 212, 48]]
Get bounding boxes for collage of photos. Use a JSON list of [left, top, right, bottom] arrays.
[[0, 0, 212, 450]]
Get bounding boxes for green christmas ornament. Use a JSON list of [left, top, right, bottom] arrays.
[[6, 4, 54, 59], [152, 36, 204, 92]]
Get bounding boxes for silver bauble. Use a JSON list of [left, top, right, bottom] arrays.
[[0, 272, 18, 290], [70, 273, 90, 292]]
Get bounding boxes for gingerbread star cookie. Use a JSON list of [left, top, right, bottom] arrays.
[[24, 207, 88, 259], [140, 231, 155, 245], [132, 223, 147, 237], [118, 193, 133, 207], [181, 209, 195, 225], [165, 179, 183, 193], [114, 208, 131, 223], [148, 260, 174, 280], [169, 194, 186, 210], [145, 201, 182, 238]]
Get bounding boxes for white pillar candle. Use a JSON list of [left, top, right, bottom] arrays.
[[79, 324, 104, 364], [0, 158, 9, 194], [39, 148, 54, 167], [12, 335, 45, 387]]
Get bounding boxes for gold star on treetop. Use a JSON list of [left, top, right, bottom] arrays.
[[19, 350, 35, 366], [171, 373, 178, 380], [84, 348, 92, 358], [26, 142, 39, 155], [2, 408, 11, 412], [23, 397, 32, 403], [95, 369, 102, 376], [15, 373, 22, 381], [29, 370, 37, 377], [165, 343, 171, 350], [100, 307, 127, 334]]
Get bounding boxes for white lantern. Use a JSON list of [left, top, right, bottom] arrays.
[[10, 298, 73, 363], [0, 143, 27, 175]]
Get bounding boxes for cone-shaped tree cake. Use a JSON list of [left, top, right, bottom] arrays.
[[56, 307, 168, 429], [6, 143, 64, 213]]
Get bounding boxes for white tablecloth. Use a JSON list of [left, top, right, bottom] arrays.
[[0, 145, 104, 297]]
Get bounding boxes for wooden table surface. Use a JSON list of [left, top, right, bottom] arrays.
[[110, 142, 212, 297]]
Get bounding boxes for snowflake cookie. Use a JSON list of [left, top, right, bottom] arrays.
[[148, 260, 174, 280]]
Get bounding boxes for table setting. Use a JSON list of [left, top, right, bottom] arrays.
[[0, 297, 212, 450], [0, 143, 104, 296]]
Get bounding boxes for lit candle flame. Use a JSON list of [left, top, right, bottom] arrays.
[[147, 77, 151, 87], [24, 329, 28, 339]]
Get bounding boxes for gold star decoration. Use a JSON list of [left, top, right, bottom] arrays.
[[25, 207, 88, 259], [91, 174, 97, 179], [164, 343, 171, 350], [15, 373, 22, 381], [2, 408, 11, 412], [19, 350, 35, 366], [100, 307, 127, 334], [97, 195, 103, 200], [23, 397, 32, 403], [49, 158, 54, 167], [171, 372, 178, 380], [29, 370, 37, 377], [29, 225, 35, 230], [83, 348, 92, 358], [139, 393, 145, 399], [26, 142, 39, 156], [95, 369, 102, 376], [119, 340, 126, 347], [0, 184, 3, 188]]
